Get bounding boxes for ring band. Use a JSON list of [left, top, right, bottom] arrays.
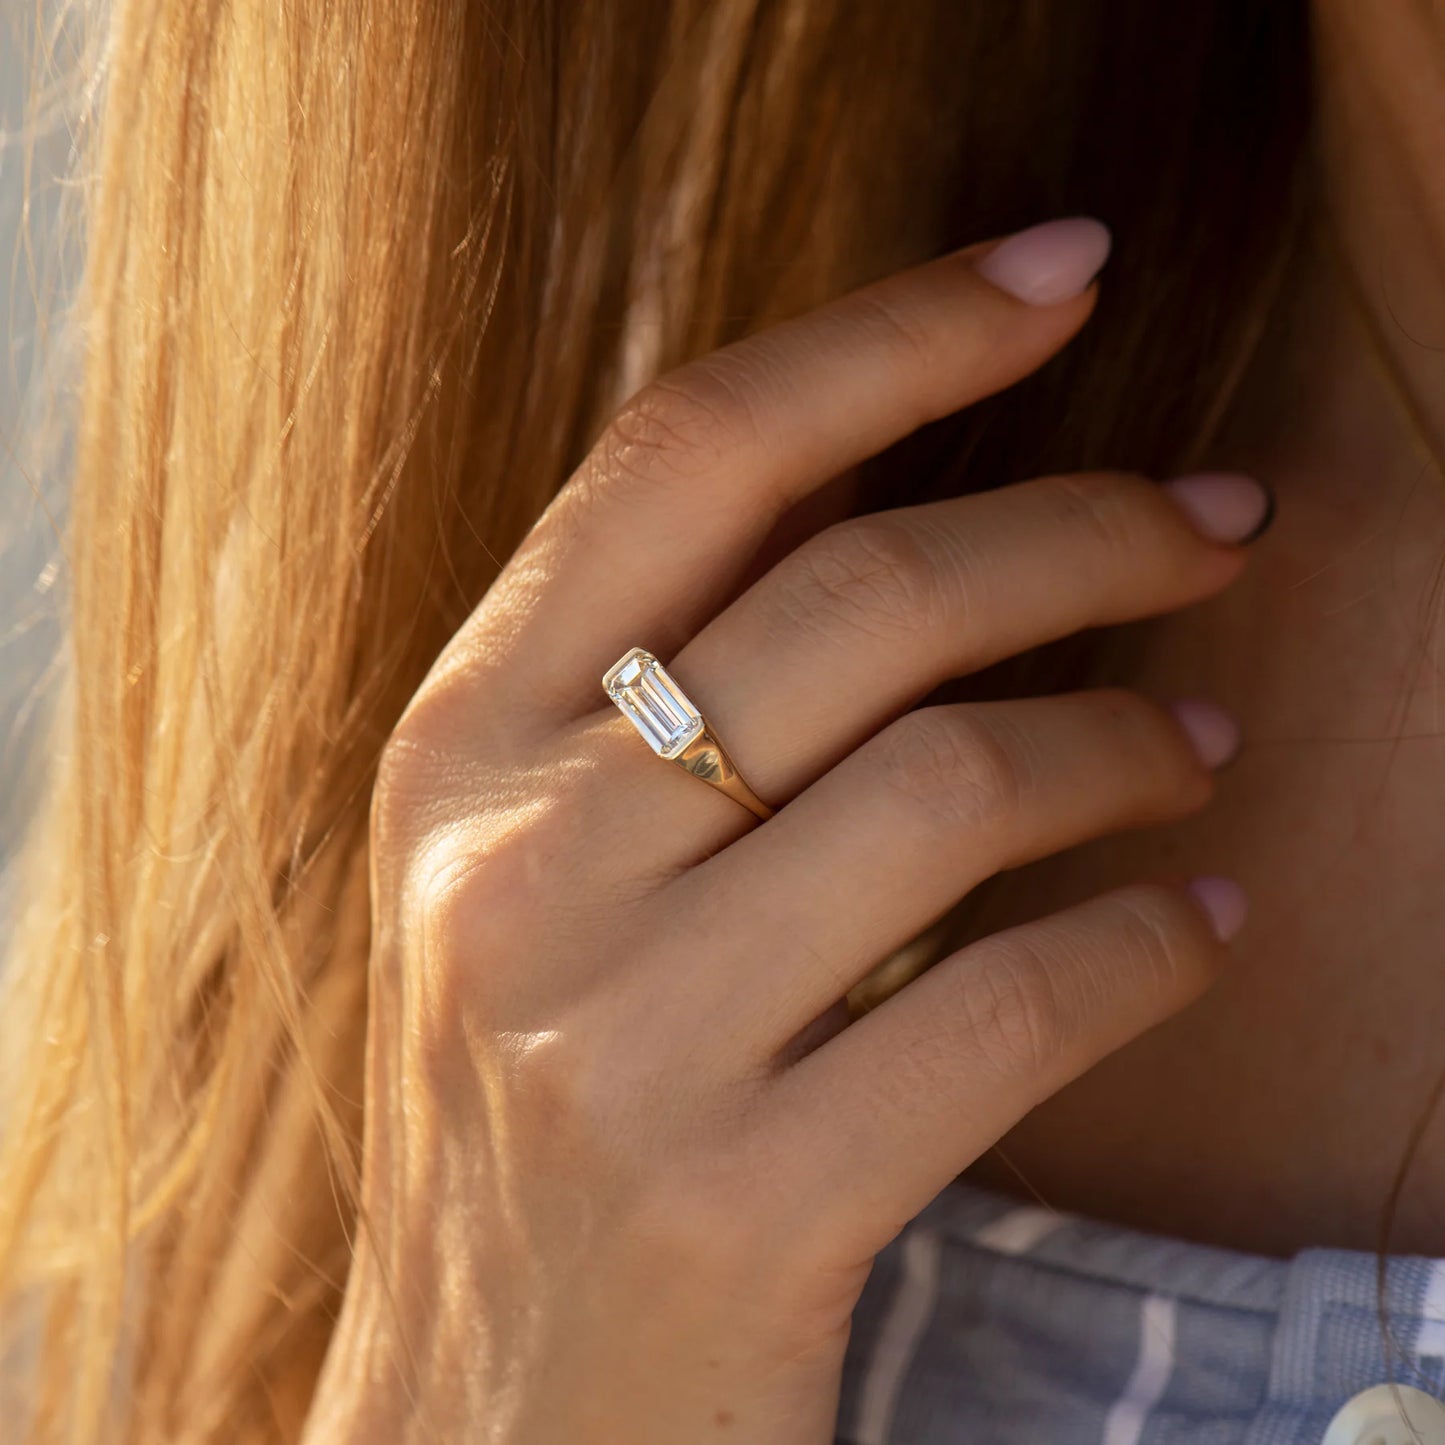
[[603, 646, 776, 821]]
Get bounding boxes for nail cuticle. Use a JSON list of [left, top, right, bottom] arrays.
[[1237, 482, 1278, 545]]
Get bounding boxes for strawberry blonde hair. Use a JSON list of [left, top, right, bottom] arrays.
[[0, 1, 1308, 1438]]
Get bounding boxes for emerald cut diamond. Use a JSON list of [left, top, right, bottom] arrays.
[[603, 647, 705, 758]]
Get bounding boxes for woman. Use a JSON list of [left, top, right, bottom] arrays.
[[3, 0, 1442, 1440]]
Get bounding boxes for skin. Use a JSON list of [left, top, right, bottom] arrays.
[[301, 239, 1257, 1443], [966, 0, 1445, 1258], [301, 7, 1445, 1438]]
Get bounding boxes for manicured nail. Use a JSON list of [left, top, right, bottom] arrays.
[[1187, 876, 1249, 943], [1161, 472, 1275, 545], [1167, 698, 1241, 770], [973, 217, 1112, 305]]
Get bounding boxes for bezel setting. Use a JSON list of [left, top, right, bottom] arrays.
[[602, 647, 706, 759]]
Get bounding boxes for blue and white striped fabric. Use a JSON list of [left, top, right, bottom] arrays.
[[836, 1177, 1445, 1444]]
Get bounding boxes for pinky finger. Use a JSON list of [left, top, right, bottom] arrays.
[[763, 879, 1243, 1254]]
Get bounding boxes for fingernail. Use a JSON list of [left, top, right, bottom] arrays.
[[973, 217, 1112, 305], [1167, 698, 1241, 770], [1187, 876, 1249, 943], [1161, 472, 1276, 545]]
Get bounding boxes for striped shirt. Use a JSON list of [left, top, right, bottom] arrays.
[[836, 1177, 1445, 1444]]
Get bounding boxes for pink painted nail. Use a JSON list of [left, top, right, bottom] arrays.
[[1161, 472, 1275, 545], [973, 217, 1112, 305], [1187, 876, 1249, 943], [1167, 699, 1241, 770]]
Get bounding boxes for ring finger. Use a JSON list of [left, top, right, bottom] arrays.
[[576, 467, 1263, 869], [659, 467, 1263, 809]]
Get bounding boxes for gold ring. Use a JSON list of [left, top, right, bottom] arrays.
[[602, 646, 775, 822]]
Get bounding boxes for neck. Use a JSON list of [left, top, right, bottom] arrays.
[[965, 11, 1445, 1256]]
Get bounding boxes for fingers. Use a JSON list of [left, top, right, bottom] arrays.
[[657, 687, 1235, 1054], [434, 219, 1111, 725], [764, 880, 1239, 1254], [662, 469, 1262, 806], [548, 467, 1263, 881]]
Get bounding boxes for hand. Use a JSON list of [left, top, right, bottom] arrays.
[[303, 219, 1262, 1444]]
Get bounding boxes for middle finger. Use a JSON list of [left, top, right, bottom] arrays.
[[659, 468, 1262, 809]]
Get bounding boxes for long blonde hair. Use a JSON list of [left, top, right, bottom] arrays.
[[0, 1, 1309, 1438]]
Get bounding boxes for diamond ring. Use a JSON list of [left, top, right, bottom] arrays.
[[602, 646, 775, 822]]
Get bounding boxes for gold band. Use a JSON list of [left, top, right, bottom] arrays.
[[668, 724, 776, 822], [602, 646, 776, 824]]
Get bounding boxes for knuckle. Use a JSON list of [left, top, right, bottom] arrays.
[[594, 368, 754, 491], [419, 822, 561, 980], [479, 1018, 663, 1190], [846, 282, 942, 376], [1102, 887, 1206, 996], [876, 707, 1025, 831], [421, 845, 508, 961], [505, 1024, 630, 1144], [1040, 471, 1153, 561], [370, 698, 520, 879], [413, 890, 670, 1155], [779, 517, 940, 644], [378, 845, 511, 1076], [953, 939, 1066, 1079]]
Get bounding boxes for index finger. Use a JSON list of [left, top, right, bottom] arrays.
[[433, 218, 1112, 723]]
